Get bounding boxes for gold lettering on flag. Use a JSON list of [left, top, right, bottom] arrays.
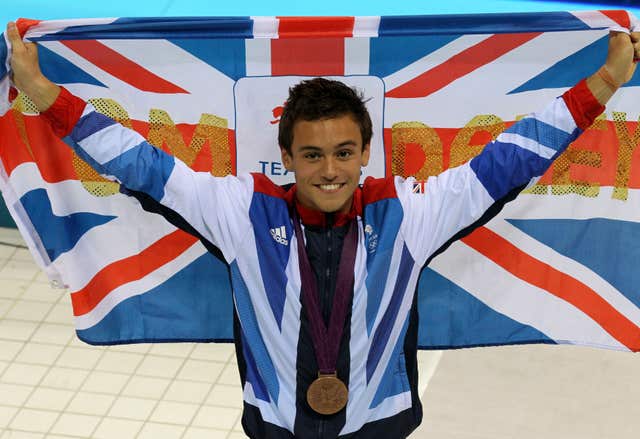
[[147, 110, 231, 177], [391, 121, 443, 179], [612, 112, 640, 201], [549, 114, 605, 199], [450, 114, 505, 168]]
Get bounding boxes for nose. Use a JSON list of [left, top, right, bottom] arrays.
[[321, 156, 338, 180]]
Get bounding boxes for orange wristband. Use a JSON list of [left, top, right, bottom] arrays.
[[597, 66, 620, 91]]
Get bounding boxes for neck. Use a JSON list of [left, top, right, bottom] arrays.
[[285, 188, 361, 228]]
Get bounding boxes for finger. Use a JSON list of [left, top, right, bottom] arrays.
[[630, 32, 640, 44], [6, 22, 25, 51]]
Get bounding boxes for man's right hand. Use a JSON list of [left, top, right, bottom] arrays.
[[6, 21, 60, 111]]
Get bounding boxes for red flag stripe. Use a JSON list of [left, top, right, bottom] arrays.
[[276, 17, 355, 38], [71, 230, 199, 316], [61, 40, 189, 94], [15, 18, 42, 38], [462, 226, 640, 351], [600, 10, 631, 30], [386, 33, 541, 99], [271, 38, 345, 76]]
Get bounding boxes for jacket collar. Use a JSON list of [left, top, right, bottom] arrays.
[[284, 184, 362, 227]]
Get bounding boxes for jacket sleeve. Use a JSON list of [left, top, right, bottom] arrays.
[[40, 88, 252, 262], [396, 79, 605, 266]]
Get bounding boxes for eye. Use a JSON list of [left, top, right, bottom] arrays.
[[304, 152, 321, 160], [336, 149, 353, 159]]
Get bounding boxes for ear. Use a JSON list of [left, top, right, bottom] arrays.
[[360, 143, 371, 167], [281, 148, 294, 171]]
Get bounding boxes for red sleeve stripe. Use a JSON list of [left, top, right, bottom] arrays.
[[40, 87, 87, 138], [561, 79, 605, 131]]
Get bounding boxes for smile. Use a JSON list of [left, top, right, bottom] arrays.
[[317, 183, 344, 192]]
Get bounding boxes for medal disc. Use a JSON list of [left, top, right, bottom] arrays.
[[306, 373, 348, 415]]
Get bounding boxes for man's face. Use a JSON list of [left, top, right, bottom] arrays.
[[281, 114, 370, 213]]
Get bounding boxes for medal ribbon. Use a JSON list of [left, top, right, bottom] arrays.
[[293, 207, 358, 375]]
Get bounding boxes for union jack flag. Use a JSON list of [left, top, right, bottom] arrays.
[[0, 11, 639, 351]]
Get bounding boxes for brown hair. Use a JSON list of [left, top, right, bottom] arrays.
[[278, 78, 373, 154]]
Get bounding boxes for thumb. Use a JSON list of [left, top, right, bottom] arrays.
[[6, 22, 25, 51]]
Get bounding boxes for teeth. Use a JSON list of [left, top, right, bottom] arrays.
[[319, 184, 342, 191]]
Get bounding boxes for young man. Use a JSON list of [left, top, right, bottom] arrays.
[[6, 22, 640, 439]]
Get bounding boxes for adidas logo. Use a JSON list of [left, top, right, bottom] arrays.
[[270, 225, 288, 246]]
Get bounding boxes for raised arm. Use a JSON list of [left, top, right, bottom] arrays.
[[6, 22, 252, 262], [397, 30, 639, 264], [6, 22, 60, 111]]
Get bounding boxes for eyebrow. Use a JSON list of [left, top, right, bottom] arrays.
[[298, 141, 358, 152]]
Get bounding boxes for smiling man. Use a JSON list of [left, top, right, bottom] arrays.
[[6, 21, 640, 439]]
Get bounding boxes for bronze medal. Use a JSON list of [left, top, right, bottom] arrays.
[[306, 373, 348, 415]]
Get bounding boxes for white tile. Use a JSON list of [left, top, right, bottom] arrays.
[[227, 433, 249, 439], [92, 418, 143, 439], [10, 408, 58, 432], [57, 292, 71, 305], [122, 376, 170, 399], [0, 247, 13, 260], [0, 246, 17, 261], [0, 360, 6, 375], [177, 359, 224, 382], [107, 343, 151, 354], [0, 431, 45, 439], [0, 227, 20, 238], [150, 400, 199, 425], [0, 320, 38, 341], [233, 416, 244, 431], [0, 260, 39, 281], [0, 298, 13, 317], [81, 371, 130, 394], [67, 335, 95, 348], [30, 324, 73, 345], [43, 304, 73, 325], [0, 383, 33, 406], [4, 300, 52, 322], [108, 396, 157, 420], [1, 363, 48, 386], [95, 351, 143, 374], [192, 405, 241, 430], [206, 384, 243, 408], [20, 282, 66, 303], [183, 427, 229, 439], [190, 343, 235, 362], [0, 279, 30, 298], [66, 391, 115, 416], [149, 343, 194, 357], [24, 387, 74, 411], [50, 413, 101, 437], [135, 355, 183, 378], [216, 362, 241, 385], [11, 249, 35, 262], [136, 422, 185, 439], [35, 270, 52, 283], [15, 343, 63, 365], [41, 366, 89, 390], [55, 346, 103, 369], [0, 404, 18, 426], [164, 380, 212, 404], [0, 340, 23, 361]]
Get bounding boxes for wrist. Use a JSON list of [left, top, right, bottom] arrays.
[[597, 65, 621, 91], [603, 62, 628, 87], [20, 74, 60, 112]]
